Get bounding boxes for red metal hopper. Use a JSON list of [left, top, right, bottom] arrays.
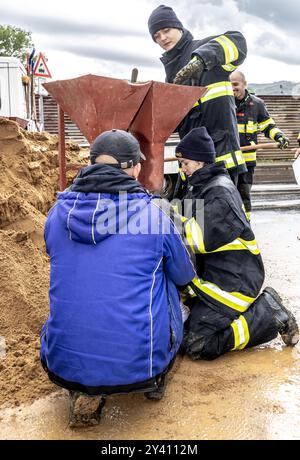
[[43, 75, 206, 191], [130, 81, 206, 192]]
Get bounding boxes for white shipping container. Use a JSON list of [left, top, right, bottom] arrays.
[[0, 57, 27, 119]]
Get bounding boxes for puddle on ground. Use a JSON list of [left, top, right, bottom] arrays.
[[0, 342, 299, 440]]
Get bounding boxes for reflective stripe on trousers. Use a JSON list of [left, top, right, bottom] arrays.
[[230, 315, 250, 350]]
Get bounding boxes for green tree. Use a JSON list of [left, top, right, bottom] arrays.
[[0, 25, 33, 65]]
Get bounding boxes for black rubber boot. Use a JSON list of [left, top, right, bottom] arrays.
[[263, 287, 299, 346], [69, 391, 106, 428], [144, 374, 166, 401], [183, 331, 206, 360]]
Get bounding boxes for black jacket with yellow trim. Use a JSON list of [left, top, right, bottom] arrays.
[[184, 163, 264, 318], [235, 90, 284, 167], [161, 29, 247, 174]]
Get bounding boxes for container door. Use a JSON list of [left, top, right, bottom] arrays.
[[0, 62, 11, 116]]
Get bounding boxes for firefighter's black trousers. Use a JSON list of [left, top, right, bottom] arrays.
[[184, 290, 279, 361], [237, 166, 255, 212]]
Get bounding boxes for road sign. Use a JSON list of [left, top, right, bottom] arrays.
[[33, 52, 52, 78]]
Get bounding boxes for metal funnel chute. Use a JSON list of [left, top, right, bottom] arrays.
[[44, 75, 152, 143], [129, 81, 206, 192], [43, 75, 206, 191]]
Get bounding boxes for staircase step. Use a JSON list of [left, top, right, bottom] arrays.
[[252, 199, 300, 210]]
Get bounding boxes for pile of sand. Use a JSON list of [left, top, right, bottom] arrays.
[[0, 118, 87, 408]]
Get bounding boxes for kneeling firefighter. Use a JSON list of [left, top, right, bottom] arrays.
[[174, 127, 299, 360]]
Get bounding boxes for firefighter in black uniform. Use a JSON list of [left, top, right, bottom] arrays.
[[174, 127, 299, 360], [147, 4, 247, 188], [230, 70, 289, 220]]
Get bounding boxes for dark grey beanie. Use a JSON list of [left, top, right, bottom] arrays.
[[175, 127, 216, 163], [148, 5, 183, 40]]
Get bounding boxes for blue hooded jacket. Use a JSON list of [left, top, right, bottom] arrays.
[[40, 164, 195, 392]]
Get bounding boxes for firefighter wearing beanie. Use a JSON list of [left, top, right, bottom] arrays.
[[174, 127, 299, 360], [148, 4, 247, 186]]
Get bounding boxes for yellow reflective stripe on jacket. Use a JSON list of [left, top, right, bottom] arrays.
[[184, 218, 260, 255], [235, 237, 260, 254], [214, 35, 239, 64], [222, 63, 238, 72], [258, 118, 275, 131], [184, 218, 205, 253], [269, 127, 281, 140], [193, 81, 234, 107], [243, 151, 257, 163], [201, 81, 234, 103], [235, 150, 245, 165], [231, 315, 250, 350], [216, 152, 235, 168], [216, 149, 244, 169], [179, 167, 187, 182], [298, 133, 300, 141], [209, 237, 260, 255], [238, 122, 258, 134], [191, 277, 256, 313], [181, 285, 197, 299]]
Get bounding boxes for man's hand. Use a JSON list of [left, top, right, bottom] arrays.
[[173, 56, 205, 85], [276, 134, 289, 150]]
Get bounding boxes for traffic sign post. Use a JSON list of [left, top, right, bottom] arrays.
[[33, 52, 52, 78]]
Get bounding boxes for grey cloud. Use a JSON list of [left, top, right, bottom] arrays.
[[253, 32, 300, 65], [52, 42, 160, 68], [0, 7, 147, 37], [233, 0, 300, 35], [152, 0, 246, 35]]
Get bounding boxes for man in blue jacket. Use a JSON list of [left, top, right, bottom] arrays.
[[40, 129, 196, 427]]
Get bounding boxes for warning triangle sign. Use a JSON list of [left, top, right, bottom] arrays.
[[33, 52, 52, 78]]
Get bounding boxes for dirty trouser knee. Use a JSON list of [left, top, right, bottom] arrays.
[[184, 299, 235, 361], [185, 292, 279, 360]]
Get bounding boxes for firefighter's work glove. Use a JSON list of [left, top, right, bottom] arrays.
[[276, 135, 289, 150], [173, 56, 205, 85]]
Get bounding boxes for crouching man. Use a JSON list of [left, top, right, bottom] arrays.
[[174, 127, 299, 360], [40, 129, 196, 427]]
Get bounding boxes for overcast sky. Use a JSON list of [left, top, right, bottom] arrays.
[[1, 0, 300, 84]]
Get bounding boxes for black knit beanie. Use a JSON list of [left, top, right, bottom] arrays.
[[175, 127, 216, 163], [148, 5, 183, 40]]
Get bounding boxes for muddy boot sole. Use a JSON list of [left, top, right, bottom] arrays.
[[69, 392, 106, 428], [144, 375, 166, 401], [280, 314, 299, 346], [264, 287, 299, 346]]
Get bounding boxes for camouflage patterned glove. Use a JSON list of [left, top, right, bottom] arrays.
[[276, 135, 289, 150], [173, 56, 205, 85]]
